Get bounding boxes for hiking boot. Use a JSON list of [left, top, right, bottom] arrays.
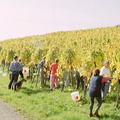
[[94, 111, 101, 117], [89, 113, 93, 117], [102, 99, 105, 102]]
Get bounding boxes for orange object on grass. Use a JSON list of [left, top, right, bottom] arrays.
[[75, 96, 79, 99]]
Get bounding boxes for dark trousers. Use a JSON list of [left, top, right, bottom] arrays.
[[89, 96, 102, 113], [76, 74, 84, 90], [8, 71, 19, 89], [19, 70, 24, 78]]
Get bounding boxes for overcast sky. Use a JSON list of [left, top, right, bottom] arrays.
[[0, 0, 120, 41]]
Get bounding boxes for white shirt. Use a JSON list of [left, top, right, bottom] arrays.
[[100, 66, 111, 76]]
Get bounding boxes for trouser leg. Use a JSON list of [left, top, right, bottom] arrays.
[[50, 75, 55, 89], [101, 83, 105, 100], [65, 75, 69, 86], [95, 97, 102, 112], [14, 71, 19, 83], [40, 69, 44, 85], [55, 75, 58, 88], [90, 97, 94, 114], [19, 71, 24, 78], [8, 71, 19, 89], [76, 75, 80, 89], [8, 72, 15, 89], [102, 82, 110, 100], [80, 79, 84, 90], [80, 77, 84, 90]]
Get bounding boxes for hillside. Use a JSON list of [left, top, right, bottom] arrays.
[[0, 26, 120, 76]]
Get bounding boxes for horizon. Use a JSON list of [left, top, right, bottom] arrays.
[[0, 0, 120, 41], [0, 25, 118, 42]]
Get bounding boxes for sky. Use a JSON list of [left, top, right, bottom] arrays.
[[0, 0, 120, 41]]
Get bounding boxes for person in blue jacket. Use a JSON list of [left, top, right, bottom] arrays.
[[89, 68, 113, 117]]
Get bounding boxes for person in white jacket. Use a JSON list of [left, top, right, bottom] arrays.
[[100, 60, 111, 102]]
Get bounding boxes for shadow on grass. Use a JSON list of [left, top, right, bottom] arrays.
[[100, 114, 120, 120], [21, 87, 52, 96], [0, 94, 4, 96], [21, 87, 43, 96], [107, 94, 117, 102]]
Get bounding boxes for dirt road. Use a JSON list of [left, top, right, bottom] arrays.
[[0, 100, 28, 120]]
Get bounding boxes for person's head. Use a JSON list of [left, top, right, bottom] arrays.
[[55, 59, 59, 63], [19, 59, 21, 62], [14, 56, 18, 61], [43, 57, 46, 60], [92, 68, 100, 76], [104, 60, 110, 68]]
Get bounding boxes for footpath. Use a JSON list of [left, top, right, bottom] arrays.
[[0, 100, 28, 120]]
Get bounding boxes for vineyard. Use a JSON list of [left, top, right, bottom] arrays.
[[0, 25, 120, 86], [0, 26, 120, 120]]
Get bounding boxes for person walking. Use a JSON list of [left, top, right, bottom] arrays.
[[100, 60, 111, 102], [38, 57, 46, 87], [89, 68, 113, 117], [8, 56, 25, 89], [50, 59, 59, 90]]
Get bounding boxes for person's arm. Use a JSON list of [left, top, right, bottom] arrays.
[[17, 62, 25, 70], [102, 77, 113, 83], [100, 67, 105, 76]]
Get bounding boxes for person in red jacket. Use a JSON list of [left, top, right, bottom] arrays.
[[50, 59, 59, 90]]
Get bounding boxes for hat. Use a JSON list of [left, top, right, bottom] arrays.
[[104, 60, 109, 64]]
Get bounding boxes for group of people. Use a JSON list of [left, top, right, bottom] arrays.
[[38, 57, 59, 90], [8, 56, 59, 91], [89, 60, 112, 117], [8, 56, 113, 117]]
